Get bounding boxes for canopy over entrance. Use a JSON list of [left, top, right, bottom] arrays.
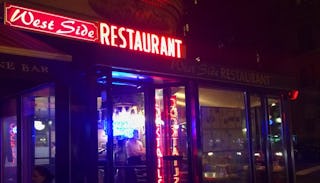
[[0, 24, 72, 62]]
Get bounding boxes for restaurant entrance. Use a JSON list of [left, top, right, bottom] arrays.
[[96, 69, 189, 183]]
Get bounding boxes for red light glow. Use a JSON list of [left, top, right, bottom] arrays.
[[155, 104, 164, 183], [5, 4, 98, 42], [9, 123, 17, 165], [288, 90, 299, 101], [4, 3, 184, 59], [100, 23, 182, 58], [170, 96, 180, 182]]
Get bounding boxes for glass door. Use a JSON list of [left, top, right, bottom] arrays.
[[155, 86, 189, 183], [199, 88, 249, 183], [96, 70, 189, 183], [249, 95, 289, 183], [266, 97, 288, 183], [97, 73, 148, 183], [112, 84, 147, 183]]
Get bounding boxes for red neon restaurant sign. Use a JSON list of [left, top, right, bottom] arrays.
[[4, 3, 183, 58]]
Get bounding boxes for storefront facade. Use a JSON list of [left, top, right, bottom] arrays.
[[1, 1, 297, 183]]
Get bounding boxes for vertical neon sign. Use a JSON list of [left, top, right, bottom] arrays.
[[170, 96, 180, 183], [155, 104, 164, 183], [9, 123, 17, 165]]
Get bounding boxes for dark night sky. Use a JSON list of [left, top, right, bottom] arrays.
[[185, 0, 303, 73]]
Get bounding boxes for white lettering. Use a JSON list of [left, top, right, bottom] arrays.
[[10, 10, 32, 25], [57, 20, 75, 34], [126, 28, 135, 50], [167, 38, 175, 57], [151, 34, 159, 54], [134, 31, 143, 51], [118, 27, 127, 48], [110, 25, 118, 47], [160, 36, 168, 56], [100, 23, 110, 45], [142, 32, 151, 53], [175, 39, 182, 58], [9, 9, 54, 30]]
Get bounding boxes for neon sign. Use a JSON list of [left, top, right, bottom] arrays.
[[112, 106, 145, 138], [170, 96, 180, 183], [9, 122, 17, 166], [155, 104, 164, 183], [155, 95, 180, 183], [100, 23, 182, 58], [4, 3, 184, 59], [4, 4, 98, 42]]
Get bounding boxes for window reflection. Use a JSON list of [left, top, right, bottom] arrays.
[[250, 95, 267, 183], [21, 86, 56, 172], [268, 98, 287, 183], [2, 114, 18, 183], [199, 88, 249, 183], [32, 95, 56, 166], [97, 84, 147, 183]]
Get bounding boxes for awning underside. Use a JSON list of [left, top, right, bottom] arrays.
[[0, 24, 72, 62]]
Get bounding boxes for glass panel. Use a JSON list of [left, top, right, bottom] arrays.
[[155, 86, 188, 183], [22, 86, 55, 179], [97, 82, 147, 183], [250, 95, 267, 183], [267, 98, 287, 183], [113, 85, 146, 183], [1, 99, 18, 183], [97, 86, 108, 182], [97, 89, 108, 163], [199, 88, 249, 183]]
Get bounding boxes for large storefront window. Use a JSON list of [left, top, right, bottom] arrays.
[[199, 88, 249, 183], [1, 99, 18, 183], [1, 85, 55, 183], [22, 85, 56, 178], [267, 98, 287, 183]]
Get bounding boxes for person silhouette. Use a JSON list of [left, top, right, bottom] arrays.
[[126, 129, 145, 165], [125, 129, 146, 183], [32, 165, 54, 183]]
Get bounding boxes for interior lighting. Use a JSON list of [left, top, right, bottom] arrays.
[[254, 152, 261, 157], [34, 120, 45, 131], [275, 117, 282, 123], [275, 152, 283, 157]]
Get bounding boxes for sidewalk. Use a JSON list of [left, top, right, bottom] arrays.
[[296, 164, 320, 183]]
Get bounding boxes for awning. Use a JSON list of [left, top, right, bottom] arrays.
[[0, 24, 72, 62]]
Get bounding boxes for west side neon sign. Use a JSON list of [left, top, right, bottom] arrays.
[[4, 3, 183, 58]]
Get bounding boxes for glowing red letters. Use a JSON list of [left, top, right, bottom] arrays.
[[4, 3, 184, 59]]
